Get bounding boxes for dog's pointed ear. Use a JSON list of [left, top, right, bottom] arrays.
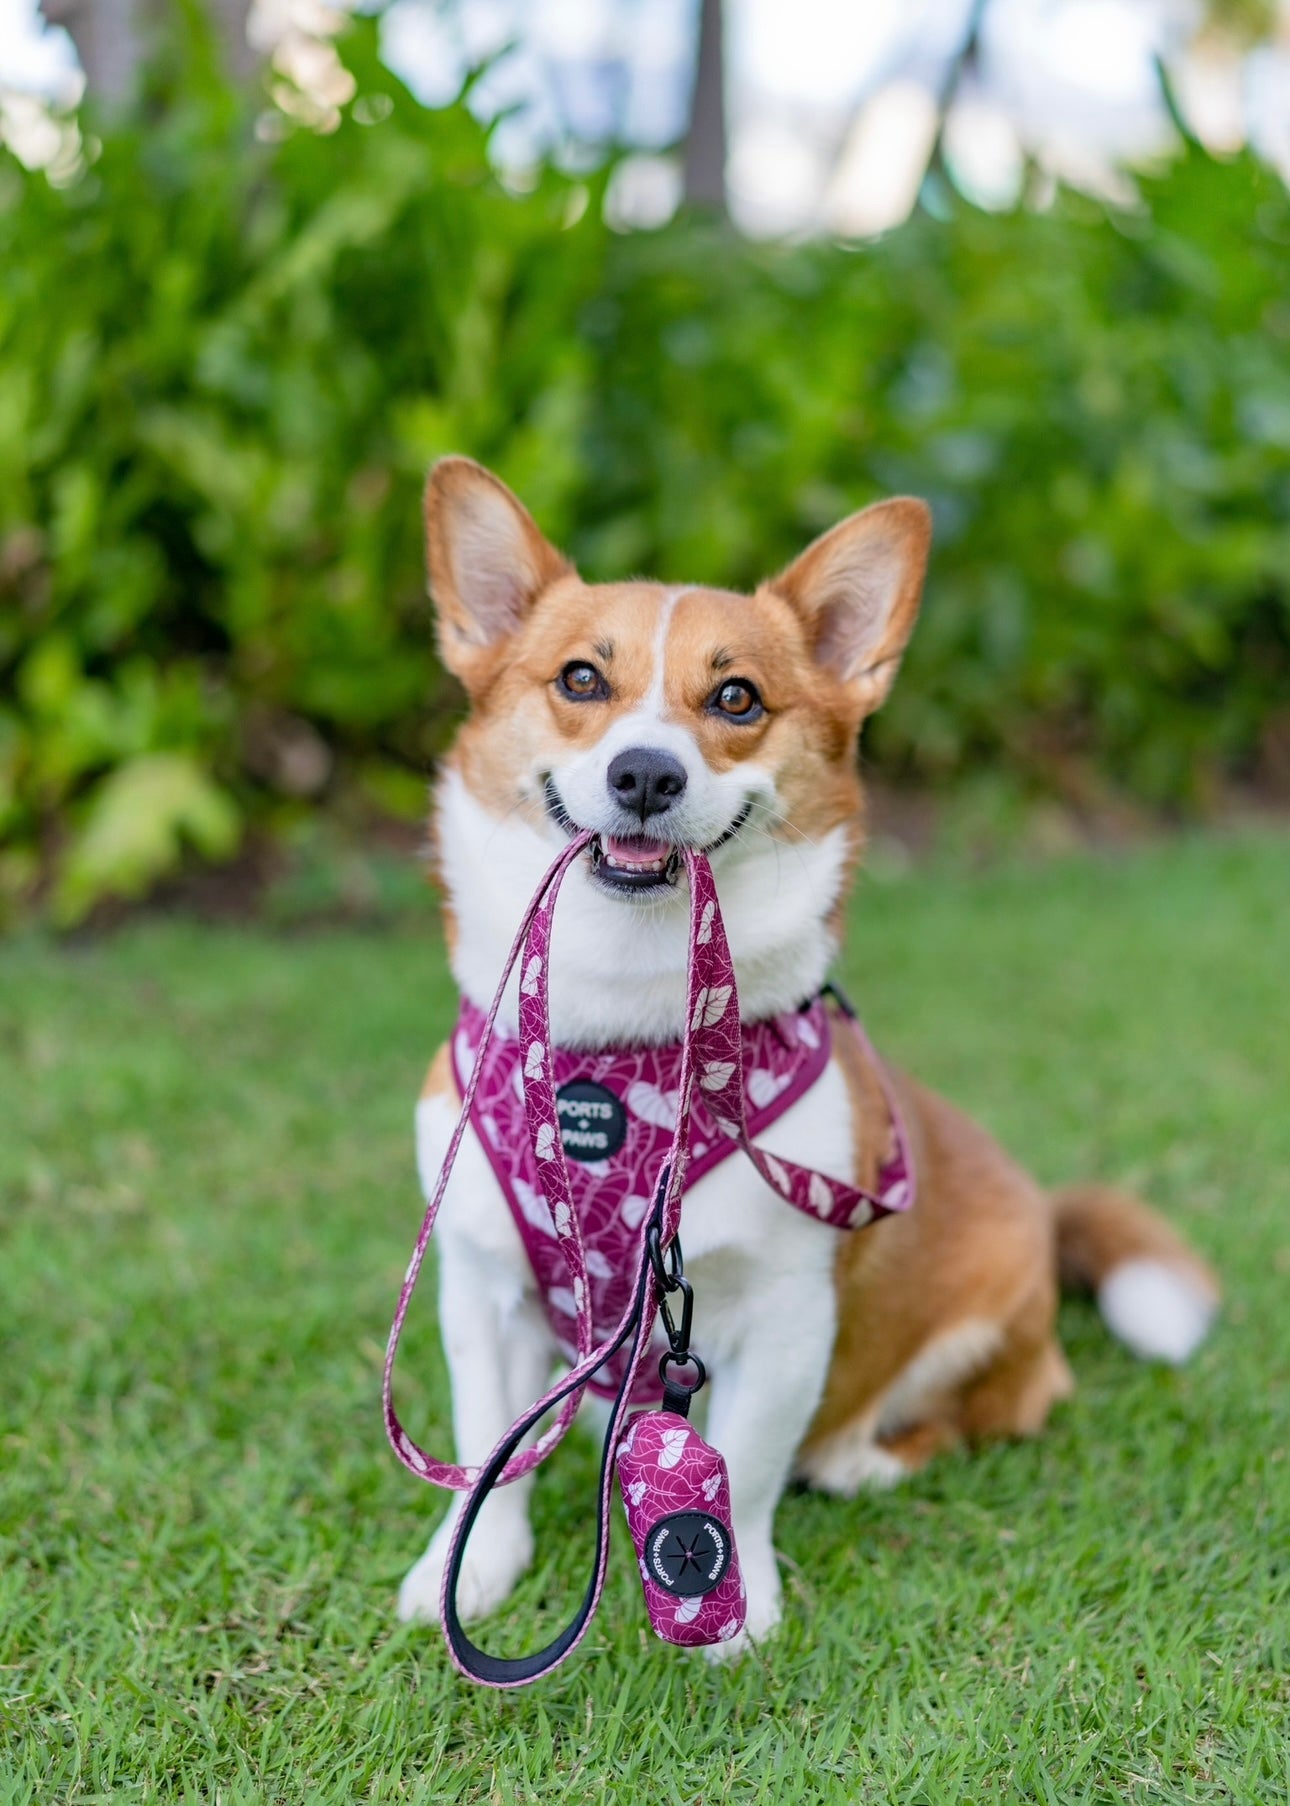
[[771, 498, 931, 713], [425, 457, 572, 689]]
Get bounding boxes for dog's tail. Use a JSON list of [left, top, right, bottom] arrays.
[[1052, 1183, 1218, 1364]]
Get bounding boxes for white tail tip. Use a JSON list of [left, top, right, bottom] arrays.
[[1098, 1258, 1217, 1365]]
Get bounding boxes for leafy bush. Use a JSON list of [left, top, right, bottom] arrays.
[[2, 13, 1288, 921], [584, 164, 1290, 805]]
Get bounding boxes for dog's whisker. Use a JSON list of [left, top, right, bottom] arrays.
[[750, 799, 823, 853]]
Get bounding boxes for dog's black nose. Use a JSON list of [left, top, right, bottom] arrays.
[[606, 746, 688, 822]]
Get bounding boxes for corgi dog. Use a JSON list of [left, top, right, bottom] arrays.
[[400, 456, 1218, 1654]]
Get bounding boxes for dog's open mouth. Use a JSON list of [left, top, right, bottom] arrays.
[[590, 834, 683, 892], [543, 780, 750, 896]]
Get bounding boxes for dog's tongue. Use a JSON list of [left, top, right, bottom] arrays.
[[602, 835, 666, 868]]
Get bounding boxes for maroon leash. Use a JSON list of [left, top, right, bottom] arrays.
[[384, 832, 915, 1685]]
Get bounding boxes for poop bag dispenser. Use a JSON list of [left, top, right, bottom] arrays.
[[616, 1399, 747, 1648]]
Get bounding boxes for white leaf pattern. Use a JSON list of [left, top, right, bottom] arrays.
[[400, 1434, 428, 1475], [884, 1178, 911, 1212], [658, 1427, 689, 1468], [511, 1175, 557, 1239], [700, 1060, 735, 1092], [747, 1066, 791, 1109], [701, 1471, 721, 1501], [625, 1079, 678, 1129], [524, 1040, 545, 1080], [697, 900, 715, 945], [808, 1171, 833, 1216], [521, 954, 543, 996], [702, 985, 733, 1027], [620, 1193, 651, 1228], [535, 1122, 556, 1160], [628, 1478, 647, 1506], [674, 1595, 702, 1624], [761, 1152, 789, 1193]]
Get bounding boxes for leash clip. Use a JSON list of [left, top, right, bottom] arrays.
[[658, 1274, 694, 1357], [647, 1218, 704, 1410], [647, 1223, 693, 1355]]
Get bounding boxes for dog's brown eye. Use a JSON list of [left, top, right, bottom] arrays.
[[711, 679, 762, 720], [558, 661, 608, 701]]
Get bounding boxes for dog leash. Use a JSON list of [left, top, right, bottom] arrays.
[[384, 832, 915, 1685]]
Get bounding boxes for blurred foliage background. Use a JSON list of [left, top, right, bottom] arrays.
[[1, 9, 1288, 924]]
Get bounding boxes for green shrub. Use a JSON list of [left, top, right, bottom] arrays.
[[1, 13, 1287, 921]]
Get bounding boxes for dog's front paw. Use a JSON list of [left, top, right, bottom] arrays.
[[702, 1600, 782, 1665], [702, 1561, 782, 1664], [398, 1514, 534, 1626]]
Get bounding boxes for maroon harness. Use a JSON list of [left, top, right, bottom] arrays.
[[452, 991, 912, 1401]]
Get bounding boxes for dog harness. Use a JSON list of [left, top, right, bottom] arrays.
[[451, 992, 913, 1401], [385, 831, 915, 1686]]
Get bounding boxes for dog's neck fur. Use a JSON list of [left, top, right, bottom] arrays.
[[435, 765, 855, 1049]]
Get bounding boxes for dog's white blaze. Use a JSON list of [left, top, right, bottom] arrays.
[[644, 585, 690, 715]]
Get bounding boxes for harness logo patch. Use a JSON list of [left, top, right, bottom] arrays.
[[555, 1080, 627, 1162], [645, 1511, 733, 1597]]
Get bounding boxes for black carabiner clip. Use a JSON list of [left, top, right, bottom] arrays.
[[646, 1224, 693, 1354], [646, 1222, 684, 1295], [658, 1272, 694, 1356]]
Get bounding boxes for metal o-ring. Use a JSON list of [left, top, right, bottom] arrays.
[[659, 1349, 707, 1391]]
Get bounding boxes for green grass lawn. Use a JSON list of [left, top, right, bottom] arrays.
[[3, 829, 1288, 1804]]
